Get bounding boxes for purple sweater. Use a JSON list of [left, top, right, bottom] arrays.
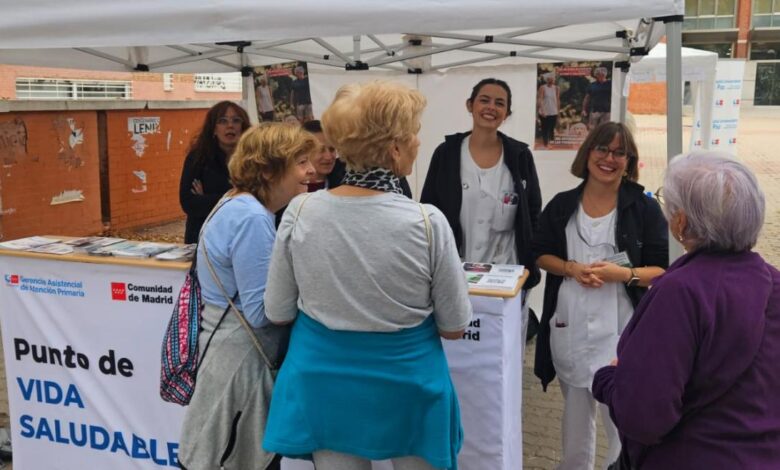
[[593, 250, 780, 468]]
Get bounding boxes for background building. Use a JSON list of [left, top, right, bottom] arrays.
[[683, 0, 780, 106]]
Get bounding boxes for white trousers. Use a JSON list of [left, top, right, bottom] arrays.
[[557, 381, 621, 470], [312, 451, 438, 470]]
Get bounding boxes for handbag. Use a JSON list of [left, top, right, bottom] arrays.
[[159, 198, 232, 405]]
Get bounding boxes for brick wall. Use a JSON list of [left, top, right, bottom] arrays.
[[628, 82, 667, 114], [105, 109, 208, 230], [0, 111, 102, 240]]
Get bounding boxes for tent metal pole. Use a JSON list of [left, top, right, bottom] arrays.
[[241, 51, 259, 125], [424, 31, 629, 54], [244, 49, 345, 68], [664, 15, 685, 261], [312, 38, 351, 64], [148, 49, 236, 68], [353, 36, 361, 62], [73, 48, 134, 68]]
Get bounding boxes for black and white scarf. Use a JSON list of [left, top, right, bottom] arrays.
[[341, 167, 403, 194]]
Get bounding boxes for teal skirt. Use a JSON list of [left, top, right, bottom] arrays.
[[263, 312, 462, 469]]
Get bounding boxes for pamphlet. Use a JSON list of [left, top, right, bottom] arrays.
[[155, 244, 196, 262], [110, 241, 177, 258], [462, 262, 525, 291], [27, 243, 75, 255], [0, 236, 61, 251]]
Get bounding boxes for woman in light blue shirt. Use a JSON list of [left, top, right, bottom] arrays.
[[178, 124, 317, 470]]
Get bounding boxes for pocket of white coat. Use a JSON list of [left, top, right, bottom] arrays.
[[492, 193, 518, 232]]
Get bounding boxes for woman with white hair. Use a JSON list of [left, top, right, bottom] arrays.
[[593, 151, 780, 468], [263, 81, 472, 470]]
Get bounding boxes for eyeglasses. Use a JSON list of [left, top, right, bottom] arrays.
[[592, 145, 629, 160], [216, 117, 244, 126], [654, 186, 664, 206]]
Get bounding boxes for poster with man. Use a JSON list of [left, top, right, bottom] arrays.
[[253, 61, 314, 125], [534, 61, 613, 151]]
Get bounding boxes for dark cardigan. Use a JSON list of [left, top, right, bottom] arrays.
[[420, 131, 542, 288], [531, 181, 669, 390], [179, 149, 232, 244]]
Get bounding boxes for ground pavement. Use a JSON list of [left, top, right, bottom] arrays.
[[1, 109, 778, 469]]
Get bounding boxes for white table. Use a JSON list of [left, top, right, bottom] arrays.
[[283, 275, 528, 470], [0, 249, 188, 470]]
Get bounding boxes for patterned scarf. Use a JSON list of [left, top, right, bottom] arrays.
[[341, 167, 403, 194]]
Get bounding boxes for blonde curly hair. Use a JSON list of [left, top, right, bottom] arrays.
[[228, 123, 318, 204], [321, 81, 426, 171]]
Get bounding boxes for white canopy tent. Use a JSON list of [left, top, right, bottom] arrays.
[[629, 43, 718, 151], [0, 0, 686, 256]]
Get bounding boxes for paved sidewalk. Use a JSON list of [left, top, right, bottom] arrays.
[[0, 109, 778, 470]]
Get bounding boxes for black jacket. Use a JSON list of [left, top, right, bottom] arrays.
[[179, 149, 232, 244], [420, 131, 542, 288], [532, 181, 669, 390]]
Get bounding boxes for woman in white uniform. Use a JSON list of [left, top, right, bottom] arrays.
[[532, 122, 668, 469], [421, 78, 542, 289]]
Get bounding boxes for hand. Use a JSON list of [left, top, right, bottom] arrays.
[[191, 179, 204, 195], [568, 261, 604, 288], [589, 261, 631, 284]]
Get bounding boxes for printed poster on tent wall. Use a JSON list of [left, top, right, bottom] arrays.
[[253, 61, 314, 125], [534, 61, 613, 151], [691, 60, 745, 156]]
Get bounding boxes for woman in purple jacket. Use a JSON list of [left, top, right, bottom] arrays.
[[593, 151, 780, 468]]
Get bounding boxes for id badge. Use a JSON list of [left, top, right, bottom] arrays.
[[603, 251, 632, 267]]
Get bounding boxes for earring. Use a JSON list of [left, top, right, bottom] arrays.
[[677, 233, 684, 243]]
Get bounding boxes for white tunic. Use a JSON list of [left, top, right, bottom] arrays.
[[550, 204, 633, 388], [540, 85, 558, 117], [459, 136, 517, 264]]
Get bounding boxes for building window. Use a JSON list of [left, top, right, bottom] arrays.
[[193, 73, 242, 92], [15, 78, 132, 100], [751, 42, 780, 59], [687, 42, 734, 57], [754, 0, 780, 27], [684, 0, 737, 30], [755, 62, 780, 105]]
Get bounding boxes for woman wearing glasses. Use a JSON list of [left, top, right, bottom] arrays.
[[532, 122, 668, 469], [179, 101, 251, 243]]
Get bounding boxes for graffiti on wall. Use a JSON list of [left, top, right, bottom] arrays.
[[0, 118, 28, 165], [131, 170, 148, 193], [50, 189, 85, 205], [53, 117, 86, 169]]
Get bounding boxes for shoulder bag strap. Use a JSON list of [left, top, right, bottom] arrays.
[[200, 192, 315, 370], [202, 241, 274, 369], [418, 202, 433, 266]]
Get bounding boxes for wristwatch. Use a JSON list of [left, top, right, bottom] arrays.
[[626, 267, 640, 287]]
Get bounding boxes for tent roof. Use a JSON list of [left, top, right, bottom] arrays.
[[1, 0, 683, 49], [0, 0, 683, 73], [629, 42, 718, 82]]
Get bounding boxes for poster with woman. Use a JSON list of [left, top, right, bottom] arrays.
[[253, 61, 313, 125], [534, 61, 613, 151]]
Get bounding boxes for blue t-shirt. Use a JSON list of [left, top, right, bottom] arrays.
[[197, 194, 276, 327], [586, 80, 612, 113]]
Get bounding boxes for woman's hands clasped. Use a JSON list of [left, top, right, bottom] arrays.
[[568, 261, 629, 288]]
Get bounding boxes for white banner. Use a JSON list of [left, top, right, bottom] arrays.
[[0, 255, 187, 469], [691, 60, 745, 155]]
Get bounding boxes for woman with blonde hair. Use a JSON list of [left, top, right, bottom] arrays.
[[263, 81, 472, 470], [178, 124, 317, 470]]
